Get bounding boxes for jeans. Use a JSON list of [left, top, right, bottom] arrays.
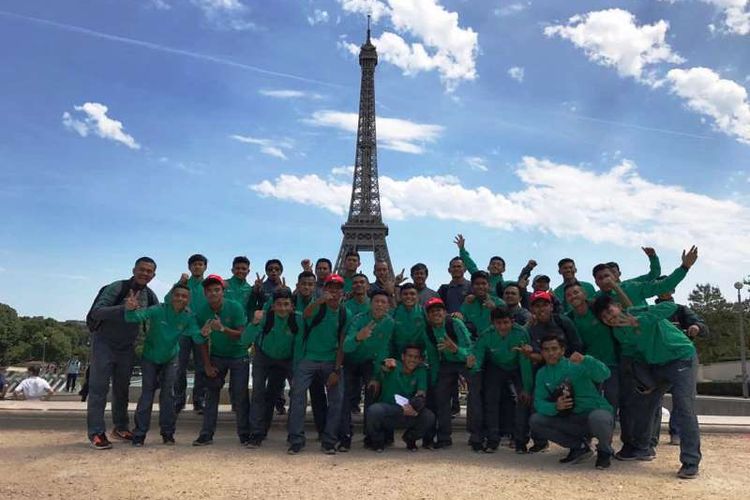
[[309, 377, 328, 435], [338, 360, 374, 445], [134, 358, 177, 438], [365, 402, 436, 446], [618, 357, 637, 446], [200, 356, 250, 440], [86, 336, 135, 439], [287, 360, 344, 448], [602, 365, 620, 415], [631, 356, 701, 466], [483, 363, 529, 445], [174, 336, 206, 410], [529, 409, 614, 454], [249, 349, 291, 439], [65, 373, 78, 392], [432, 362, 482, 445]]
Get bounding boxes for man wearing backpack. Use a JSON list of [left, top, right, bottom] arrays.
[[287, 274, 347, 455], [86, 257, 159, 450]]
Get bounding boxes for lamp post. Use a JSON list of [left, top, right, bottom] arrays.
[[734, 282, 748, 399], [42, 336, 48, 364]]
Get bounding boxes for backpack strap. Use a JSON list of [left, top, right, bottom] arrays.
[[86, 279, 130, 333], [303, 303, 328, 344]]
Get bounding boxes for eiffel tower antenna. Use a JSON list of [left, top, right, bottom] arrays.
[[333, 18, 393, 277]]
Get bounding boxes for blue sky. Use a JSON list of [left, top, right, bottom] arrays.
[[1, 0, 749, 320]]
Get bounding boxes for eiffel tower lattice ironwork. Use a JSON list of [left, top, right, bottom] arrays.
[[334, 18, 393, 276]]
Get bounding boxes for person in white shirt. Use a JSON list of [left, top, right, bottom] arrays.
[[13, 366, 54, 400]]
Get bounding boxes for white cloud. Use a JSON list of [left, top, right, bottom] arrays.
[[464, 156, 489, 171], [259, 89, 323, 99], [150, 0, 171, 10], [494, 2, 530, 17], [508, 66, 525, 83], [62, 102, 140, 149], [304, 110, 443, 154], [191, 0, 257, 30], [331, 165, 355, 176], [337, 0, 478, 91], [660, 1, 749, 35], [231, 134, 293, 160], [308, 9, 330, 25], [544, 8, 684, 87], [250, 158, 750, 266], [667, 67, 750, 144]]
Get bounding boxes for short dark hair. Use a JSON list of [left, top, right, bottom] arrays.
[[272, 288, 293, 302], [400, 282, 416, 293], [502, 281, 520, 291], [449, 256, 463, 267], [345, 250, 360, 260], [490, 306, 511, 321], [606, 261, 620, 272], [135, 256, 157, 269], [563, 281, 582, 293], [369, 289, 391, 300], [410, 263, 428, 276], [352, 273, 369, 282], [232, 256, 250, 267], [540, 334, 565, 348], [188, 254, 208, 266], [315, 258, 332, 269], [28, 366, 40, 376], [265, 259, 283, 272], [297, 271, 316, 282], [591, 294, 615, 320], [489, 256, 505, 266], [402, 343, 423, 356], [170, 283, 190, 293], [592, 263, 609, 278], [470, 270, 490, 284], [558, 258, 575, 268]]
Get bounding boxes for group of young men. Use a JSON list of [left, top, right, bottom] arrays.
[[83, 236, 705, 480]]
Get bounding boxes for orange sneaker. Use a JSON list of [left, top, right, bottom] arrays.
[[90, 433, 113, 450], [111, 429, 134, 441]]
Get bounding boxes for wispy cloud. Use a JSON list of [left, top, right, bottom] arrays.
[[62, 102, 140, 149], [465, 156, 489, 172], [231, 134, 293, 160], [259, 89, 324, 99], [308, 9, 330, 25], [191, 0, 257, 31], [494, 2, 530, 17], [508, 66, 525, 83]]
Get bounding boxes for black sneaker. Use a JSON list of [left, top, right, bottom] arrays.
[[515, 443, 528, 454], [595, 451, 612, 470], [560, 445, 593, 464], [351, 405, 361, 415], [405, 439, 418, 452], [239, 434, 251, 446], [615, 447, 653, 461], [276, 406, 287, 415], [192, 435, 213, 446], [484, 442, 499, 454], [434, 440, 452, 450], [193, 405, 204, 415], [471, 441, 484, 453], [677, 463, 699, 479], [89, 433, 112, 450], [132, 436, 145, 447], [161, 434, 175, 445], [287, 443, 303, 455], [246, 436, 262, 449], [371, 441, 385, 453], [336, 441, 351, 453], [322, 443, 337, 455], [528, 441, 549, 453], [422, 440, 436, 450]]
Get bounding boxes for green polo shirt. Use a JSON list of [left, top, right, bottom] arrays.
[[301, 304, 346, 362], [345, 296, 371, 318], [375, 361, 428, 406], [242, 311, 303, 361], [460, 295, 506, 337], [567, 306, 618, 366], [613, 302, 696, 364], [472, 324, 533, 392], [224, 276, 253, 312], [597, 265, 688, 307], [533, 356, 612, 416], [343, 311, 395, 365], [125, 304, 204, 364], [195, 299, 248, 358], [389, 304, 428, 357], [460, 246, 503, 297]]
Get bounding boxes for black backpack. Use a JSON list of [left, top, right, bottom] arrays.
[[257, 311, 300, 351], [85, 279, 158, 333], [303, 304, 347, 353], [425, 317, 458, 347]]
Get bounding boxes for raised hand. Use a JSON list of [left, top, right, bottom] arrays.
[[483, 298, 496, 309], [179, 273, 189, 285], [301, 259, 312, 272], [356, 321, 376, 342], [383, 358, 397, 370], [453, 233, 466, 249], [569, 352, 585, 364], [526, 259, 537, 269], [464, 294, 476, 304], [438, 335, 458, 353], [687, 325, 700, 338], [280, 277, 287, 290], [252, 310, 264, 325], [641, 247, 656, 257], [682, 246, 698, 269], [394, 268, 406, 285], [124, 290, 140, 311], [253, 273, 266, 290]]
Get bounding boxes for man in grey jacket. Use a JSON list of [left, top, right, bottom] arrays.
[[86, 257, 158, 450]]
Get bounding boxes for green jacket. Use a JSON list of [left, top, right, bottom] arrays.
[[300, 303, 346, 362], [567, 306, 618, 366], [460, 295, 506, 337], [460, 246, 503, 297], [375, 360, 429, 406], [472, 324, 533, 392], [389, 304, 428, 357], [423, 317, 473, 384], [195, 299, 248, 358], [344, 296, 371, 318], [613, 302, 696, 364], [343, 312, 395, 365], [224, 276, 253, 313], [533, 356, 612, 416], [125, 304, 204, 364], [597, 264, 688, 307], [241, 311, 304, 361], [622, 254, 661, 285]]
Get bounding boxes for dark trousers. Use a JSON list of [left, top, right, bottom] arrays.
[[134, 358, 177, 438], [483, 363, 529, 446], [432, 362, 482, 445], [249, 349, 291, 439], [287, 360, 343, 448], [530, 409, 614, 454], [86, 337, 134, 439], [338, 360, 374, 445], [631, 356, 701, 466], [200, 356, 250, 440], [309, 374, 328, 435], [65, 373, 78, 392], [174, 336, 206, 411], [366, 402, 435, 446]]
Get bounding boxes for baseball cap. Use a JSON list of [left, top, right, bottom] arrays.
[[202, 274, 225, 288], [529, 290, 553, 304], [324, 274, 345, 286], [424, 297, 446, 310], [533, 274, 551, 283]]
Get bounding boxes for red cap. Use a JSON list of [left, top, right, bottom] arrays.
[[530, 290, 552, 304], [424, 297, 446, 310], [324, 274, 345, 286], [202, 274, 225, 288]]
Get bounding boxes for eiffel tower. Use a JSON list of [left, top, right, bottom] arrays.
[[334, 17, 393, 276]]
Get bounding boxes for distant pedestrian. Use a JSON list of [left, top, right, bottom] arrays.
[[12, 366, 54, 400], [65, 357, 81, 392]]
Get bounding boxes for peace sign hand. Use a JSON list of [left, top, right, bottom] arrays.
[[254, 273, 266, 290], [124, 290, 140, 311]]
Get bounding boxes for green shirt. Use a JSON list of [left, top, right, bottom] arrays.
[[301, 304, 346, 362], [423, 317, 473, 384], [567, 307, 618, 366], [389, 304, 428, 357], [553, 280, 596, 313], [195, 299, 248, 358], [242, 311, 303, 361], [375, 361, 428, 406], [343, 312, 395, 365], [472, 324, 533, 392], [533, 356, 612, 416], [613, 302, 696, 364], [460, 246, 503, 297], [344, 296, 370, 318], [460, 295, 506, 338], [125, 304, 204, 364], [597, 265, 688, 307], [224, 276, 253, 313]]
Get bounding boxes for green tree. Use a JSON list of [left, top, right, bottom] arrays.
[[689, 283, 748, 364], [0, 304, 22, 365]]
